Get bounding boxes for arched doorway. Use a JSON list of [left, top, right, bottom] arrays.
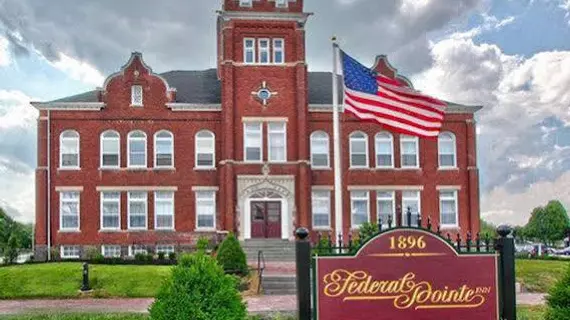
[[248, 190, 283, 239]]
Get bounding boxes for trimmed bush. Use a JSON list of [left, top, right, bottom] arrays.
[[145, 253, 154, 263], [196, 237, 209, 253], [545, 264, 570, 319], [149, 253, 246, 320], [216, 233, 248, 275], [168, 252, 176, 261], [93, 253, 105, 264], [359, 222, 379, 242], [134, 253, 146, 262], [157, 252, 165, 260]]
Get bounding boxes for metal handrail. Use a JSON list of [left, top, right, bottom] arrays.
[[257, 250, 266, 294]]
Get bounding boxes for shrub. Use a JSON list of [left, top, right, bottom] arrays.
[[359, 222, 379, 242], [314, 234, 333, 255], [196, 237, 210, 253], [85, 247, 100, 261], [545, 264, 570, 320], [216, 233, 248, 275], [93, 253, 105, 264], [145, 253, 154, 263], [134, 253, 146, 262], [168, 252, 176, 261], [149, 253, 247, 320], [157, 252, 166, 260], [4, 235, 20, 264]]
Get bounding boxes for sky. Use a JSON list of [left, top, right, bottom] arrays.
[[0, 0, 570, 226]]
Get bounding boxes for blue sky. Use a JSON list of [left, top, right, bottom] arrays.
[[1, 0, 570, 225]]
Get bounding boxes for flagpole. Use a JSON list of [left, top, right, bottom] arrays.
[[331, 37, 343, 244]]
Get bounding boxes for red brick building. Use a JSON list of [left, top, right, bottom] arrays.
[[32, 0, 482, 260]]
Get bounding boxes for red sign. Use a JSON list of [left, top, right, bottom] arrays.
[[314, 229, 499, 320]]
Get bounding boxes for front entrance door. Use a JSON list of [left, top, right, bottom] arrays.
[[250, 201, 282, 238]]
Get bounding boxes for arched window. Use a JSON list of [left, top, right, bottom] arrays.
[[349, 131, 368, 168], [154, 130, 174, 168], [438, 132, 457, 168], [128, 130, 147, 168], [400, 135, 419, 168], [60, 130, 80, 168], [100, 130, 120, 168], [375, 132, 393, 168], [310, 131, 329, 168], [195, 130, 215, 168]]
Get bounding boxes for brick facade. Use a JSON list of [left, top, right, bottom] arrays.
[[32, 0, 481, 261]]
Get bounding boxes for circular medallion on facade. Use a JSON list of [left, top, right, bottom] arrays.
[[257, 88, 272, 101]]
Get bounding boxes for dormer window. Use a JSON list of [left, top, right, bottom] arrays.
[[240, 0, 253, 7], [131, 85, 143, 106], [275, 0, 288, 8]]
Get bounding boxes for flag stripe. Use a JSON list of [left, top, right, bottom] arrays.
[[345, 96, 442, 130], [377, 86, 446, 114], [345, 87, 444, 120], [378, 81, 447, 110], [344, 103, 440, 137]]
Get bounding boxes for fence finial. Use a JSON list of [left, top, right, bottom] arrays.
[[427, 216, 432, 231], [406, 207, 412, 227]]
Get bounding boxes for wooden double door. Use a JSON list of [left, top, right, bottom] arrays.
[[251, 201, 282, 239]]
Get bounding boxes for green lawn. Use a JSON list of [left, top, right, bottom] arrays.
[[0, 263, 171, 299], [0, 315, 148, 320], [516, 259, 570, 293], [517, 305, 547, 320]]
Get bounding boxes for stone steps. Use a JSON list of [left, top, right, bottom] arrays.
[[261, 274, 297, 295], [242, 240, 296, 262]]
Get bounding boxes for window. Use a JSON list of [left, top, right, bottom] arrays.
[[239, 0, 252, 7], [195, 130, 215, 168], [101, 192, 120, 230], [310, 131, 329, 168], [440, 190, 458, 227], [60, 192, 79, 231], [273, 39, 284, 64], [102, 245, 121, 258], [275, 0, 288, 8], [402, 191, 421, 227], [61, 245, 80, 259], [155, 191, 174, 230], [244, 122, 262, 162], [375, 132, 393, 168], [349, 131, 368, 168], [128, 191, 147, 229], [258, 39, 270, 64], [129, 245, 147, 256], [131, 85, 143, 106], [100, 131, 120, 168], [196, 191, 216, 230], [377, 191, 395, 227], [268, 122, 286, 162], [438, 132, 457, 168], [60, 130, 79, 168], [154, 130, 174, 168], [128, 131, 147, 168], [312, 191, 330, 229], [156, 245, 175, 254], [350, 191, 369, 228], [244, 38, 255, 64], [401, 135, 419, 168]]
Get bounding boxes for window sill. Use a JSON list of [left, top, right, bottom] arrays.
[[61, 256, 80, 260], [127, 228, 148, 232], [311, 167, 331, 170], [155, 228, 176, 232], [194, 167, 216, 171], [99, 229, 121, 233], [195, 228, 216, 232], [349, 167, 370, 170], [440, 225, 460, 230], [313, 227, 332, 231], [58, 167, 81, 171], [397, 167, 422, 171], [99, 167, 121, 171], [243, 160, 263, 164], [126, 167, 149, 171], [153, 167, 176, 171], [58, 230, 80, 233], [374, 166, 395, 170], [438, 167, 459, 171], [130, 104, 143, 108]]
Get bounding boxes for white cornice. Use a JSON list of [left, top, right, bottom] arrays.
[[166, 103, 222, 112], [218, 10, 312, 24], [30, 102, 105, 111], [96, 186, 178, 192], [348, 185, 425, 191]]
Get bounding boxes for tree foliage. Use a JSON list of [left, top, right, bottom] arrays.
[[149, 253, 247, 320], [525, 201, 570, 246], [0, 207, 32, 260], [545, 264, 570, 320], [480, 219, 496, 238], [215, 233, 248, 275]]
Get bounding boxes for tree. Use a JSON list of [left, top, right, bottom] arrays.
[[4, 234, 19, 264], [525, 201, 570, 246], [480, 219, 496, 238], [545, 264, 570, 320]]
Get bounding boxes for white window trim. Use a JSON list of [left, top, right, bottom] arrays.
[[272, 38, 285, 64], [243, 122, 263, 163], [310, 131, 330, 169], [375, 132, 394, 168], [195, 130, 216, 169], [275, 0, 288, 8], [100, 192, 121, 231], [376, 191, 395, 226], [258, 38, 270, 65], [100, 131, 120, 169], [127, 131, 147, 168], [438, 132, 457, 169], [154, 191, 175, 231], [128, 191, 148, 230], [195, 190, 216, 231], [156, 245, 175, 254], [267, 122, 287, 163], [128, 245, 148, 257], [154, 130, 174, 169], [60, 245, 80, 259], [402, 190, 421, 226], [439, 190, 459, 228], [59, 191, 80, 232], [349, 131, 369, 169], [131, 85, 143, 107], [400, 135, 420, 169], [312, 190, 331, 230], [350, 191, 370, 229], [102, 245, 121, 258], [243, 38, 256, 64], [59, 130, 80, 169], [239, 0, 253, 7]]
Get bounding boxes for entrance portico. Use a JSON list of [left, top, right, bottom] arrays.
[[237, 175, 296, 240]]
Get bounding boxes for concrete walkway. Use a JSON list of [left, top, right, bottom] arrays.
[[0, 293, 544, 315]]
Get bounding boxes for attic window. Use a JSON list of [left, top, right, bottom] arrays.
[[131, 85, 143, 106], [239, 0, 253, 7], [275, 0, 288, 8]]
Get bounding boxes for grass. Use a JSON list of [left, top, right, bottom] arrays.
[[0, 314, 148, 320], [0, 263, 171, 299], [517, 305, 547, 320], [516, 259, 570, 292]]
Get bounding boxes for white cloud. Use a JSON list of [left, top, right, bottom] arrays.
[[45, 52, 105, 87], [0, 36, 11, 67], [0, 90, 37, 129], [560, 0, 570, 24], [450, 13, 516, 40]]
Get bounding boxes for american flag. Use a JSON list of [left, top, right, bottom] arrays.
[[341, 50, 446, 138]]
